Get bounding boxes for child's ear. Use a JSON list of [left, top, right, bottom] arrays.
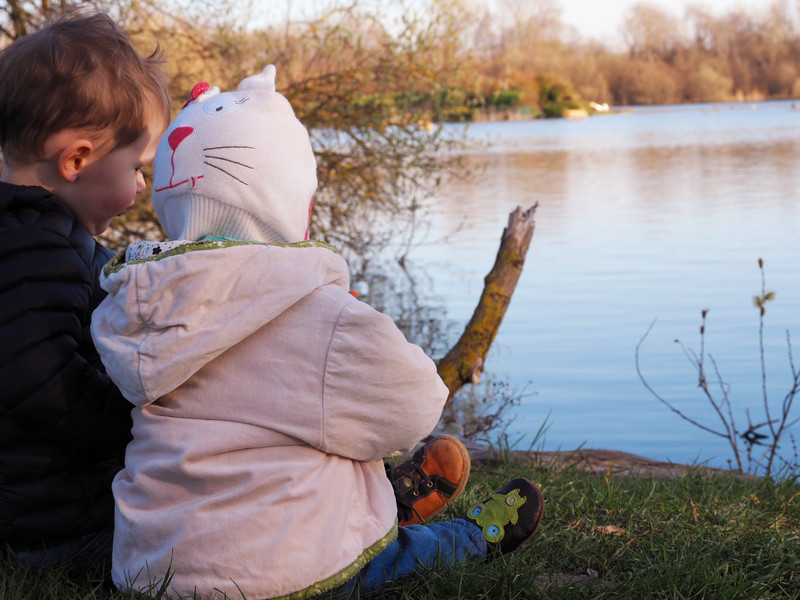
[[57, 139, 95, 182]]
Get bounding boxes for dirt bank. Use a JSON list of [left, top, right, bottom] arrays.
[[463, 442, 754, 480]]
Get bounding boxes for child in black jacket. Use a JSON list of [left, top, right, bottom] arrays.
[[0, 9, 171, 577]]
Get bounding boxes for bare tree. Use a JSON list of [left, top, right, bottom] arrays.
[[1, 0, 67, 42], [621, 2, 683, 63], [86, 0, 479, 284], [637, 259, 800, 477]]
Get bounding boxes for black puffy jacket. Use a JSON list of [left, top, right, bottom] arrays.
[[0, 182, 132, 549]]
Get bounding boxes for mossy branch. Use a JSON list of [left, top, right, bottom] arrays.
[[436, 203, 537, 401]]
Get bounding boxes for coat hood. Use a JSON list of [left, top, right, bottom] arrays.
[[91, 239, 350, 405]]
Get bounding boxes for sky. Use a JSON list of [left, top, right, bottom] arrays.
[[559, 0, 765, 48], [265, 0, 774, 48]]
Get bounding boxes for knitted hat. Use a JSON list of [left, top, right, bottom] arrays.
[[152, 65, 317, 244]]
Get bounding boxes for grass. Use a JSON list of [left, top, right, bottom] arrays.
[[3, 450, 799, 599]]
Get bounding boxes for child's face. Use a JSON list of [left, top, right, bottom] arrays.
[[63, 114, 165, 236]]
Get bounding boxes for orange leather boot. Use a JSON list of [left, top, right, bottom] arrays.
[[389, 435, 471, 526]]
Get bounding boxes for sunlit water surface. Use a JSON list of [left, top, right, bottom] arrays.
[[408, 101, 800, 469]]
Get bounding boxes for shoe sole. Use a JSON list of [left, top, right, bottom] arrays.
[[517, 480, 544, 548], [436, 434, 472, 508]]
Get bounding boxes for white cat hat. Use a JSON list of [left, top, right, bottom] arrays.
[[152, 65, 318, 244]]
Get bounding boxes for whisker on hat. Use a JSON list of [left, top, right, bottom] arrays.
[[204, 154, 255, 169], [204, 145, 256, 151], [203, 161, 250, 186]]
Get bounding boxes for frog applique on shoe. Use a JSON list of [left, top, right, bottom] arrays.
[[465, 477, 544, 555]]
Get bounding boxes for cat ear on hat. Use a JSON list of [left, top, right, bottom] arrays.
[[182, 81, 220, 108], [238, 64, 277, 92]]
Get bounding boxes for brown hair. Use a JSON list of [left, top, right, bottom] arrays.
[[0, 9, 171, 165]]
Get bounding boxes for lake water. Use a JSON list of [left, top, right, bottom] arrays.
[[409, 101, 800, 470]]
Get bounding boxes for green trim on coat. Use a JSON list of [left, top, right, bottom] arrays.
[[103, 239, 336, 277], [272, 524, 398, 599]]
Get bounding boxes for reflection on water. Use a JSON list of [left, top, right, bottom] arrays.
[[411, 101, 800, 467]]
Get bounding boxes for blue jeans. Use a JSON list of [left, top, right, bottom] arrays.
[[327, 518, 487, 598]]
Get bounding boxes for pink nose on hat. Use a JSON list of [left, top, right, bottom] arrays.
[[168, 126, 193, 150]]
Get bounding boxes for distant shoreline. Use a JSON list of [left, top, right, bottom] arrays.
[[422, 440, 757, 480], [475, 446, 756, 480]]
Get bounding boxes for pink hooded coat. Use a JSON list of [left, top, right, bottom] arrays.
[[91, 239, 449, 599]]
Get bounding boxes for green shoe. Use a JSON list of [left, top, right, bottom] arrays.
[[465, 477, 544, 555]]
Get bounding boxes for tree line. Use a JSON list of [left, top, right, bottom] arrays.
[[456, 0, 800, 112], [5, 1, 799, 114]]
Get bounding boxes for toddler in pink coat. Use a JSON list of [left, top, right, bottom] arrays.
[[91, 65, 543, 599]]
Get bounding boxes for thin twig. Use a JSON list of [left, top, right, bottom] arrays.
[[635, 321, 731, 440]]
